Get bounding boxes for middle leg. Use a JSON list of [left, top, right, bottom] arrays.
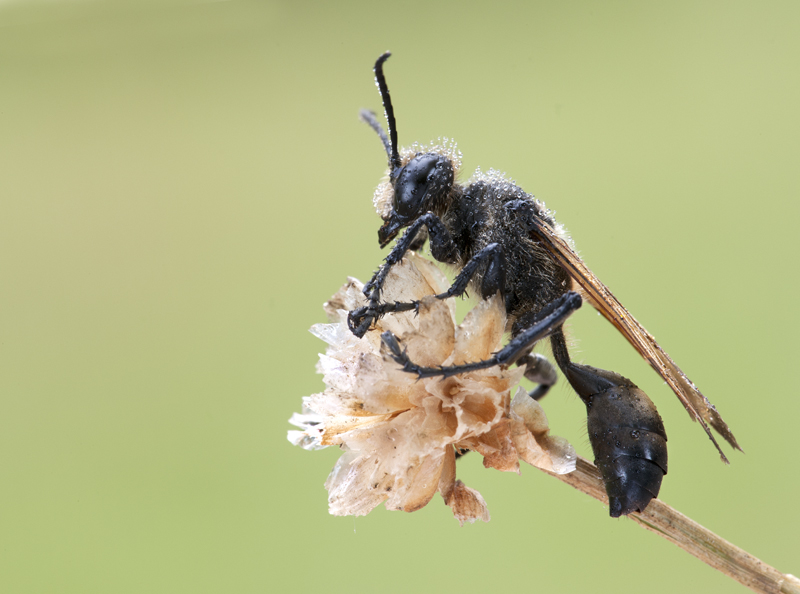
[[349, 241, 506, 336]]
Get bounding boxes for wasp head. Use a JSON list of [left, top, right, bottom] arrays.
[[376, 152, 454, 247], [360, 52, 457, 248]]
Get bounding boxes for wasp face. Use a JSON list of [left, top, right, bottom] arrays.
[[378, 152, 454, 247]]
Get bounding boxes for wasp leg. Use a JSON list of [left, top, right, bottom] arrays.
[[348, 212, 458, 338], [349, 243, 505, 334], [381, 292, 581, 379], [455, 447, 471, 459], [516, 352, 558, 401], [434, 242, 504, 300], [408, 228, 428, 252], [550, 328, 668, 517]]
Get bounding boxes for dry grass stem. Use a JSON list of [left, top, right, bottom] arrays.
[[543, 457, 800, 594], [291, 255, 797, 592]]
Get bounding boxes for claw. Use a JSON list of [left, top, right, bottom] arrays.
[[348, 306, 376, 338]]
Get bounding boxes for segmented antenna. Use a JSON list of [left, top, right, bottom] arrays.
[[374, 52, 401, 170], [359, 109, 392, 161]]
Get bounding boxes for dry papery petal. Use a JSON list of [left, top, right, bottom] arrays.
[[509, 387, 577, 474], [287, 252, 575, 523], [439, 447, 490, 525]]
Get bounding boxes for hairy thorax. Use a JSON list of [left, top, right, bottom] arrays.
[[441, 171, 572, 334]]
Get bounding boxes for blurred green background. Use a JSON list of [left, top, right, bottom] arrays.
[[1, 1, 798, 592]]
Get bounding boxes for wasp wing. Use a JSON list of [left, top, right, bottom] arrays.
[[527, 216, 741, 463]]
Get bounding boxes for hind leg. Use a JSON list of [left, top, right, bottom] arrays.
[[382, 292, 582, 379], [516, 352, 558, 401]]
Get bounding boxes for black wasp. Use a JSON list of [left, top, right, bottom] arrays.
[[347, 52, 741, 517]]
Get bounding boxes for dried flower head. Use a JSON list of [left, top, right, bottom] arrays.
[[288, 252, 575, 524]]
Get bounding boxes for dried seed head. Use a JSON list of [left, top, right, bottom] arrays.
[[288, 252, 575, 523]]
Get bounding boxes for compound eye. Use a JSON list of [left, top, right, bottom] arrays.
[[393, 153, 449, 219]]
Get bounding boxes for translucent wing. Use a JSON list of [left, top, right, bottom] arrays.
[[527, 216, 741, 462]]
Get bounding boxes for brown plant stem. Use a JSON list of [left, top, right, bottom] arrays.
[[542, 457, 799, 594]]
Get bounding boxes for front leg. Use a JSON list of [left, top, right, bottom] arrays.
[[348, 212, 458, 337], [349, 241, 506, 338]]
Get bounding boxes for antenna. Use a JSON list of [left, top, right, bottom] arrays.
[[373, 52, 400, 170], [359, 109, 392, 162]]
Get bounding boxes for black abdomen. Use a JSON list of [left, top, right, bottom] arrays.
[[586, 383, 668, 517], [559, 362, 668, 517]]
